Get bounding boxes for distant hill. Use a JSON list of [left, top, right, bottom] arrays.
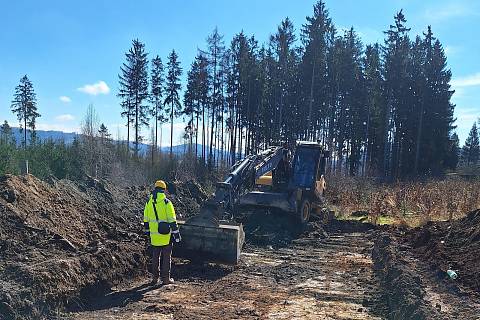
[[12, 127, 78, 145], [158, 143, 231, 159], [10, 128, 228, 158]]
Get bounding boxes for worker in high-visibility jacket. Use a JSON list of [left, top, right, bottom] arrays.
[[144, 180, 181, 285]]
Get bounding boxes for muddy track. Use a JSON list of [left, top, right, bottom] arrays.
[[65, 222, 388, 319]]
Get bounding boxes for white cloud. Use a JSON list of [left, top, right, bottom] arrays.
[[451, 87, 466, 104], [425, 3, 471, 22], [59, 96, 71, 103], [77, 81, 110, 96], [456, 107, 479, 123], [444, 45, 462, 57], [451, 73, 480, 88], [356, 27, 384, 44], [55, 114, 75, 122]]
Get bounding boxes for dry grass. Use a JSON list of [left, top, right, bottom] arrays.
[[326, 176, 480, 226]]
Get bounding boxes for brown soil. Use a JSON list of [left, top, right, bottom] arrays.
[[0, 174, 207, 319], [66, 218, 388, 320], [167, 179, 210, 220], [2, 173, 480, 320], [373, 225, 480, 320], [409, 209, 480, 292], [0, 174, 149, 319]]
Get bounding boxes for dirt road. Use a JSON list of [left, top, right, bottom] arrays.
[[66, 221, 387, 319]]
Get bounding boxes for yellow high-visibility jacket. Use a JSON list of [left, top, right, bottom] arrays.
[[143, 191, 178, 246]]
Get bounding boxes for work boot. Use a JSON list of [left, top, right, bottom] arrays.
[[162, 278, 174, 285]]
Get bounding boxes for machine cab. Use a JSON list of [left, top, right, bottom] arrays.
[[290, 142, 327, 190]]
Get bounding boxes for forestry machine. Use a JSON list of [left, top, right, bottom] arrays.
[[174, 141, 330, 264]]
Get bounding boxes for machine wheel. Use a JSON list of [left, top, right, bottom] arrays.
[[299, 199, 311, 225]]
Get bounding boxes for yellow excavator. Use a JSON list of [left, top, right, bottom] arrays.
[[174, 141, 330, 264]]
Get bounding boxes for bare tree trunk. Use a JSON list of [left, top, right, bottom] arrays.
[[159, 124, 163, 158], [135, 94, 139, 157], [202, 104, 206, 163], [307, 60, 316, 138], [195, 106, 199, 159], [239, 127, 243, 160], [363, 102, 371, 176], [209, 106, 215, 165], [190, 113, 194, 152], [24, 116, 27, 149], [221, 106, 224, 165], [170, 102, 174, 158], [155, 106, 158, 164], [127, 113, 130, 156], [151, 124, 155, 168], [414, 99, 425, 175]]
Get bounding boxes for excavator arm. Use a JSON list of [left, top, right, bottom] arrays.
[[174, 147, 286, 264], [174, 142, 327, 264], [186, 147, 285, 227]]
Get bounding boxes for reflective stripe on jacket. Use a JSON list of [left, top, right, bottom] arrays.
[[143, 192, 177, 246]]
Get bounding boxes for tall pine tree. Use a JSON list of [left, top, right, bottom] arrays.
[[462, 123, 480, 165], [300, 1, 333, 140], [382, 10, 411, 179], [164, 49, 183, 157], [183, 59, 201, 153], [11, 75, 40, 148], [150, 55, 166, 159], [118, 39, 149, 156], [0, 121, 14, 145], [363, 43, 386, 175], [206, 27, 225, 166]]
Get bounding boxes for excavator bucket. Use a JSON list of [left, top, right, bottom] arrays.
[[173, 202, 245, 264], [174, 220, 244, 264]]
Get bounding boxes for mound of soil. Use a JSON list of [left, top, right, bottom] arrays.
[[373, 232, 442, 319], [168, 180, 209, 220], [238, 209, 333, 248], [409, 209, 480, 292], [0, 174, 151, 319], [0, 174, 210, 319], [240, 210, 304, 247]]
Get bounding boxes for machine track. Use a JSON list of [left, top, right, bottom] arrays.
[[66, 221, 388, 319]]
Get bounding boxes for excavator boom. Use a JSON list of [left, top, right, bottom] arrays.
[[174, 142, 329, 264]]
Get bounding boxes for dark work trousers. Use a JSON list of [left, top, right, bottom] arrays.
[[151, 243, 173, 281]]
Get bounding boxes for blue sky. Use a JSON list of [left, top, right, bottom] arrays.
[[0, 0, 479, 146]]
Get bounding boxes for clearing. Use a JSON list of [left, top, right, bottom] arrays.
[[1, 175, 479, 319]]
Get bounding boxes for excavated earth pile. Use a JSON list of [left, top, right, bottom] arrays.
[[373, 211, 480, 319], [167, 180, 209, 220], [373, 232, 442, 319], [0, 175, 147, 319], [0, 174, 209, 319], [409, 209, 480, 292]]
